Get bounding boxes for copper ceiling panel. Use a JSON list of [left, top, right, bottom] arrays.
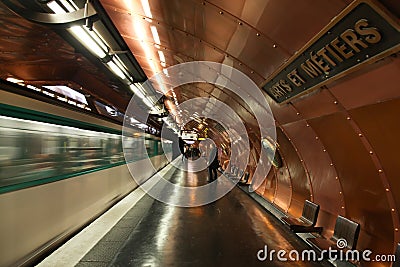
[[350, 98, 400, 219], [292, 89, 342, 120], [238, 0, 348, 55], [282, 121, 343, 215], [206, 0, 246, 18], [277, 127, 311, 219], [309, 112, 394, 254], [329, 57, 400, 110], [379, 0, 400, 17], [267, 99, 300, 125]]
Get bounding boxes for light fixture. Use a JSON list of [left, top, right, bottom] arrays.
[[6, 77, 24, 85], [107, 60, 126, 80], [158, 51, 165, 63], [47, 0, 66, 13], [40, 0, 147, 85], [140, 0, 153, 18], [150, 26, 161, 45]]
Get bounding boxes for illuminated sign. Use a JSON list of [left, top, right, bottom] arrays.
[[262, 0, 400, 104]]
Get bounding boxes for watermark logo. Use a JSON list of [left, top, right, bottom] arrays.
[[122, 61, 276, 207], [256, 239, 396, 263], [336, 238, 347, 249]]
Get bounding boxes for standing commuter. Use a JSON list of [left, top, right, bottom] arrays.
[[208, 146, 220, 182]]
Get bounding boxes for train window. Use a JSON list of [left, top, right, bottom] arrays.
[[0, 115, 166, 193]]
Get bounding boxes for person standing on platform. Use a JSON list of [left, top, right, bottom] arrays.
[[208, 146, 220, 182]]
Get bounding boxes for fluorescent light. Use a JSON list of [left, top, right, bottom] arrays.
[[107, 61, 126, 80], [6, 77, 24, 84], [140, 0, 152, 18], [113, 56, 129, 76], [150, 26, 161, 45], [87, 29, 109, 52], [158, 51, 165, 63], [27, 84, 41, 92], [47, 1, 66, 14], [59, 0, 78, 12], [69, 26, 107, 58], [143, 97, 153, 108], [129, 84, 145, 99]]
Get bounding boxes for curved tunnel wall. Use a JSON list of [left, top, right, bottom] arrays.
[[257, 56, 400, 263]]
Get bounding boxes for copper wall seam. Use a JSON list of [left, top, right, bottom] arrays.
[[201, 0, 292, 56], [104, 4, 266, 80], [281, 106, 346, 215], [325, 89, 400, 249], [276, 126, 294, 212], [285, 104, 315, 202], [314, 128, 346, 216], [274, 150, 292, 209]]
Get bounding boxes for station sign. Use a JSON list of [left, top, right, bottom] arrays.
[[262, 0, 400, 104]]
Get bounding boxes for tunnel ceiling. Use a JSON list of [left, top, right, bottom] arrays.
[[99, 0, 399, 129], [0, 0, 398, 130]]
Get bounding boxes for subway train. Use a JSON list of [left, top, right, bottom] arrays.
[[0, 89, 172, 266]]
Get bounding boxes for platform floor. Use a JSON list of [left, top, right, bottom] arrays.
[[40, 160, 332, 267]]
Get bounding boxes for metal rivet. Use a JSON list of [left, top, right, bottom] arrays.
[[335, 176, 338, 180], [219, 11, 223, 14], [341, 206, 345, 209], [386, 188, 390, 192], [378, 169, 383, 173], [315, 136, 319, 140], [396, 228, 399, 232], [334, 101, 338, 104], [273, 44, 277, 48], [358, 133, 363, 137], [323, 149, 326, 152], [347, 117, 351, 120], [369, 151, 373, 154], [296, 112, 300, 115], [238, 22, 243, 25], [392, 208, 395, 212], [306, 124, 310, 127], [330, 163, 333, 166], [251, 70, 254, 74], [339, 192, 342, 194], [256, 33, 260, 36]]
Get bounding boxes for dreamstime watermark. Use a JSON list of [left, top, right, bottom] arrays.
[[122, 61, 276, 207], [257, 238, 396, 263]]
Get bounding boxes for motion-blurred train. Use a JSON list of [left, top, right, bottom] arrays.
[[0, 88, 172, 266]]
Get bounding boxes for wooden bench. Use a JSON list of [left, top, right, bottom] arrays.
[[306, 216, 360, 252], [281, 200, 322, 233]]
